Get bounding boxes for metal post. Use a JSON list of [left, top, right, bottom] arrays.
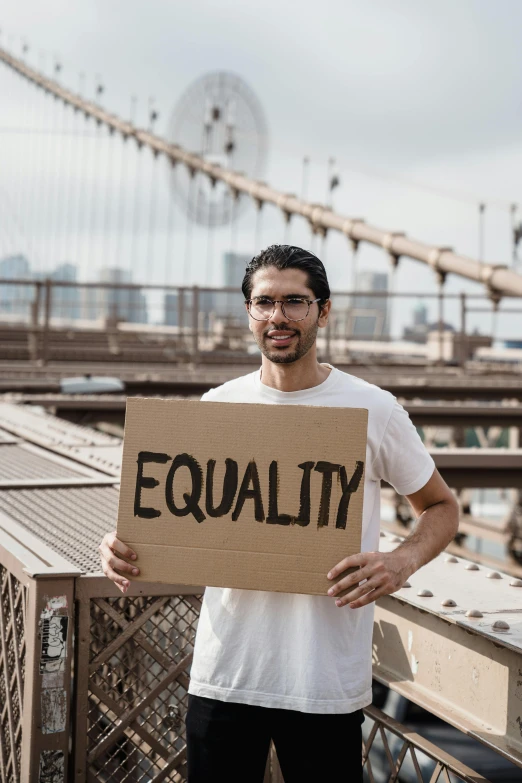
[[325, 312, 331, 362], [459, 291, 467, 366], [42, 279, 52, 366], [29, 282, 43, 361], [437, 284, 444, 364], [31, 281, 42, 328], [21, 575, 76, 782], [192, 286, 199, 362], [178, 287, 185, 335], [460, 292, 467, 337]]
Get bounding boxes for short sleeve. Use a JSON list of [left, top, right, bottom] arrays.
[[372, 401, 435, 496]]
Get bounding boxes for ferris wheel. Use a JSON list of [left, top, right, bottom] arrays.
[[168, 71, 268, 227]]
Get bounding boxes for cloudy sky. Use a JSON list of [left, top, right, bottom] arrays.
[[1, 0, 522, 335]]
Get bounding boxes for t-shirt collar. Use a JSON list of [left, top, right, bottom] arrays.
[[253, 364, 340, 400]]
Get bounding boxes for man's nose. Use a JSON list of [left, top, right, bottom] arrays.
[[269, 302, 290, 324]]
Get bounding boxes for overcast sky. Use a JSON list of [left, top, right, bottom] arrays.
[[1, 0, 522, 336]]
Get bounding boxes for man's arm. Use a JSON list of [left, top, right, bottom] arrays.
[[326, 468, 459, 608]]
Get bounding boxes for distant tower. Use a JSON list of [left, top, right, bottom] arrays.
[[223, 251, 251, 323], [82, 267, 148, 324], [413, 301, 428, 327], [0, 255, 32, 319], [353, 270, 389, 338]]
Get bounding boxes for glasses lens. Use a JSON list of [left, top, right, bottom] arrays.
[[283, 300, 309, 321], [249, 299, 274, 320]]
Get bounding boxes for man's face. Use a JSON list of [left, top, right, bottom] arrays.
[[246, 267, 329, 364]]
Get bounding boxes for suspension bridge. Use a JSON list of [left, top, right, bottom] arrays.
[[0, 36, 522, 783]]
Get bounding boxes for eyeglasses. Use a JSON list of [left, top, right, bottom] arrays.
[[246, 296, 323, 322]]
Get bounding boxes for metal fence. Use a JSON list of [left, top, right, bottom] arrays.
[[0, 541, 498, 783], [0, 402, 518, 782], [1, 277, 521, 366], [75, 578, 201, 782]]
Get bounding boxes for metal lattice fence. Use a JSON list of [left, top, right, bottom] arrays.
[[75, 581, 202, 783], [0, 564, 27, 783]]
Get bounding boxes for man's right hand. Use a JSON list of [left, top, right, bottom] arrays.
[[99, 531, 139, 593]]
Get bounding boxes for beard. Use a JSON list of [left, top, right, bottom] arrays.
[[255, 319, 319, 364]]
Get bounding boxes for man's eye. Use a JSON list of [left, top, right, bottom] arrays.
[[286, 298, 306, 304], [255, 298, 273, 305]]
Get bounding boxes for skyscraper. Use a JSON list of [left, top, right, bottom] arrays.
[[352, 270, 389, 338], [222, 251, 250, 324], [0, 255, 32, 319], [82, 267, 148, 323]]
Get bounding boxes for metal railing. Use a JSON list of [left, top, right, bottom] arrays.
[[0, 386, 521, 782], [0, 545, 500, 783], [1, 278, 520, 367]]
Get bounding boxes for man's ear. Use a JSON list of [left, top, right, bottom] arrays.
[[318, 299, 331, 328]]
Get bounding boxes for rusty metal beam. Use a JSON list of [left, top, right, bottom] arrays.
[[2, 45, 522, 299]]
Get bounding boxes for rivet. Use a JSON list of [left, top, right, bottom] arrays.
[[445, 556, 458, 563], [464, 563, 480, 571], [441, 598, 456, 607], [486, 571, 502, 579], [509, 579, 522, 587], [492, 620, 510, 631], [417, 589, 433, 597], [402, 581, 411, 588], [465, 609, 483, 618]]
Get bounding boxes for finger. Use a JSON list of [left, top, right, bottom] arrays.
[[99, 543, 140, 576], [335, 578, 381, 608], [102, 562, 131, 593], [327, 552, 369, 580], [327, 563, 376, 597], [106, 532, 138, 561], [346, 585, 389, 610]]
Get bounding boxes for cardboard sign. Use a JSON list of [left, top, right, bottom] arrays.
[[117, 398, 368, 595]]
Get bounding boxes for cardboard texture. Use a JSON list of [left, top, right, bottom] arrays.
[[117, 398, 368, 595]]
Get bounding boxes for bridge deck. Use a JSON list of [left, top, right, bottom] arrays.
[[0, 401, 521, 766]]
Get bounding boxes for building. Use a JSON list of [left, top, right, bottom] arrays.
[[0, 255, 33, 319], [222, 251, 250, 324], [351, 270, 389, 338], [164, 252, 249, 329], [164, 289, 215, 328], [82, 267, 148, 324], [403, 301, 430, 343], [45, 263, 81, 321]]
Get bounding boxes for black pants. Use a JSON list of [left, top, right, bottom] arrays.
[[186, 694, 364, 782]]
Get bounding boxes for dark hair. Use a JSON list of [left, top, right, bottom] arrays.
[[241, 245, 331, 307]]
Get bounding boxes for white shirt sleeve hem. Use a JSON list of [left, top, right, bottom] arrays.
[[391, 459, 435, 497]]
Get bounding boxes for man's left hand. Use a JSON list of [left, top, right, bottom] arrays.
[[327, 550, 411, 609]]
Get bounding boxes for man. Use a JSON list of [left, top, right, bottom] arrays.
[[100, 245, 459, 782]]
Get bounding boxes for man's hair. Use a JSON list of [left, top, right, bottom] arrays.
[[241, 245, 330, 307]]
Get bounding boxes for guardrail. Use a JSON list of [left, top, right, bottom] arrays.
[[1, 278, 520, 366], [0, 529, 502, 783], [1, 387, 521, 781]]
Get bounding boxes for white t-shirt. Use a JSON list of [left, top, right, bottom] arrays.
[[188, 365, 435, 714]]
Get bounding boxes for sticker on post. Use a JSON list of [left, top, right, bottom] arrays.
[[41, 595, 68, 620], [41, 688, 67, 734], [40, 617, 68, 675], [38, 750, 64, 783]]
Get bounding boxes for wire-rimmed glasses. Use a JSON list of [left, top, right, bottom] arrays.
[[246, 296, 323, 322]]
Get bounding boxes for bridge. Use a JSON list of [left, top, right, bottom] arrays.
[[0, 35, 522, 783]]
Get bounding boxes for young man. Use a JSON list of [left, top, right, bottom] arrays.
[[100, 245, 459, 782]]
